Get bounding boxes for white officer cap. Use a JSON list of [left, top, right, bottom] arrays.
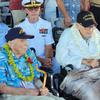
[[22, 0, 44, 7]]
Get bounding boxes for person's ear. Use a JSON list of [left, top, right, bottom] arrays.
[[24, 8, 29, 14], [8, 41, 14, 49]]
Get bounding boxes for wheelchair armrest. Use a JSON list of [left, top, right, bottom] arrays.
[[51, 88, 59, 96], [61, 64, 74, 78], [49, 73, 60, 96], [64, 64, 74, 72]]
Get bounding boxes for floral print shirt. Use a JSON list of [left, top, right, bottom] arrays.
[[0, 48, 41, 89]]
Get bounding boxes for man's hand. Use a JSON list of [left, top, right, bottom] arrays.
[[45, 58, 52, 68], [82, 59, 99, 68], [37, 57, 52, 68], [0, 83, 7, 93], [89, 59, 99, 68], [64, 15, 72, 27], [39, 87, 49, 96], [0, 83, 40, 96]]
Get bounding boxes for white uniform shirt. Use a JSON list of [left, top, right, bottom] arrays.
[[56, 24, 100, 70], [17, 17, 54, 58]]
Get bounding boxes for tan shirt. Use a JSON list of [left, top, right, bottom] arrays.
[[90, 0, 100, 5]]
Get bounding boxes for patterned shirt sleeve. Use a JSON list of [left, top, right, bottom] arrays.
[[0, 52, 7, 84]]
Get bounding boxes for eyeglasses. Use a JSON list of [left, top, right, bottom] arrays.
[[26, 6, 40, 11]]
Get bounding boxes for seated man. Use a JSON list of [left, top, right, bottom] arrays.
[[0, 27, 64, 100], [56, 11, 100, 100]]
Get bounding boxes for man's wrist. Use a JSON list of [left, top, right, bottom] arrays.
[[82, 59, 92, 66], [82, 59, 88, 65]]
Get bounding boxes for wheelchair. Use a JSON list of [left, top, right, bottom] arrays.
[[41, 63, 80, 100], [44, 26, 80, 100]]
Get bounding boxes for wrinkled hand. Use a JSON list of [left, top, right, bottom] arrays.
[[89, 59, 99, 68], [82, 59, 99, 68], [0, 83, 7, 93], [39, 87, 49, 96]]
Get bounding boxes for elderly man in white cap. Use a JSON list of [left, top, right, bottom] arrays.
[[16, 0, 61, 74]]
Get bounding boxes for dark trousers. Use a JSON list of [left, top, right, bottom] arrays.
[[90, 6, 100, 30]]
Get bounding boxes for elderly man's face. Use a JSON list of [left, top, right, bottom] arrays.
[[10, 39, 28, 57], [78, 24, 94, 39]]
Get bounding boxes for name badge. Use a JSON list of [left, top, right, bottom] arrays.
[[39, 28, 48, 37]]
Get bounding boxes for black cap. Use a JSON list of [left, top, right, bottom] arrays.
[[77, 11, 97, 27], [5, 27, 34, 42]]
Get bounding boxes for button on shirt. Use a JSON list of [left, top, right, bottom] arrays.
[[17, 17, 54, 58], [0, 48, 41, 89]]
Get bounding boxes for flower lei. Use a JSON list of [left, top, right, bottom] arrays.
[[3, 43, 34, 82]]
